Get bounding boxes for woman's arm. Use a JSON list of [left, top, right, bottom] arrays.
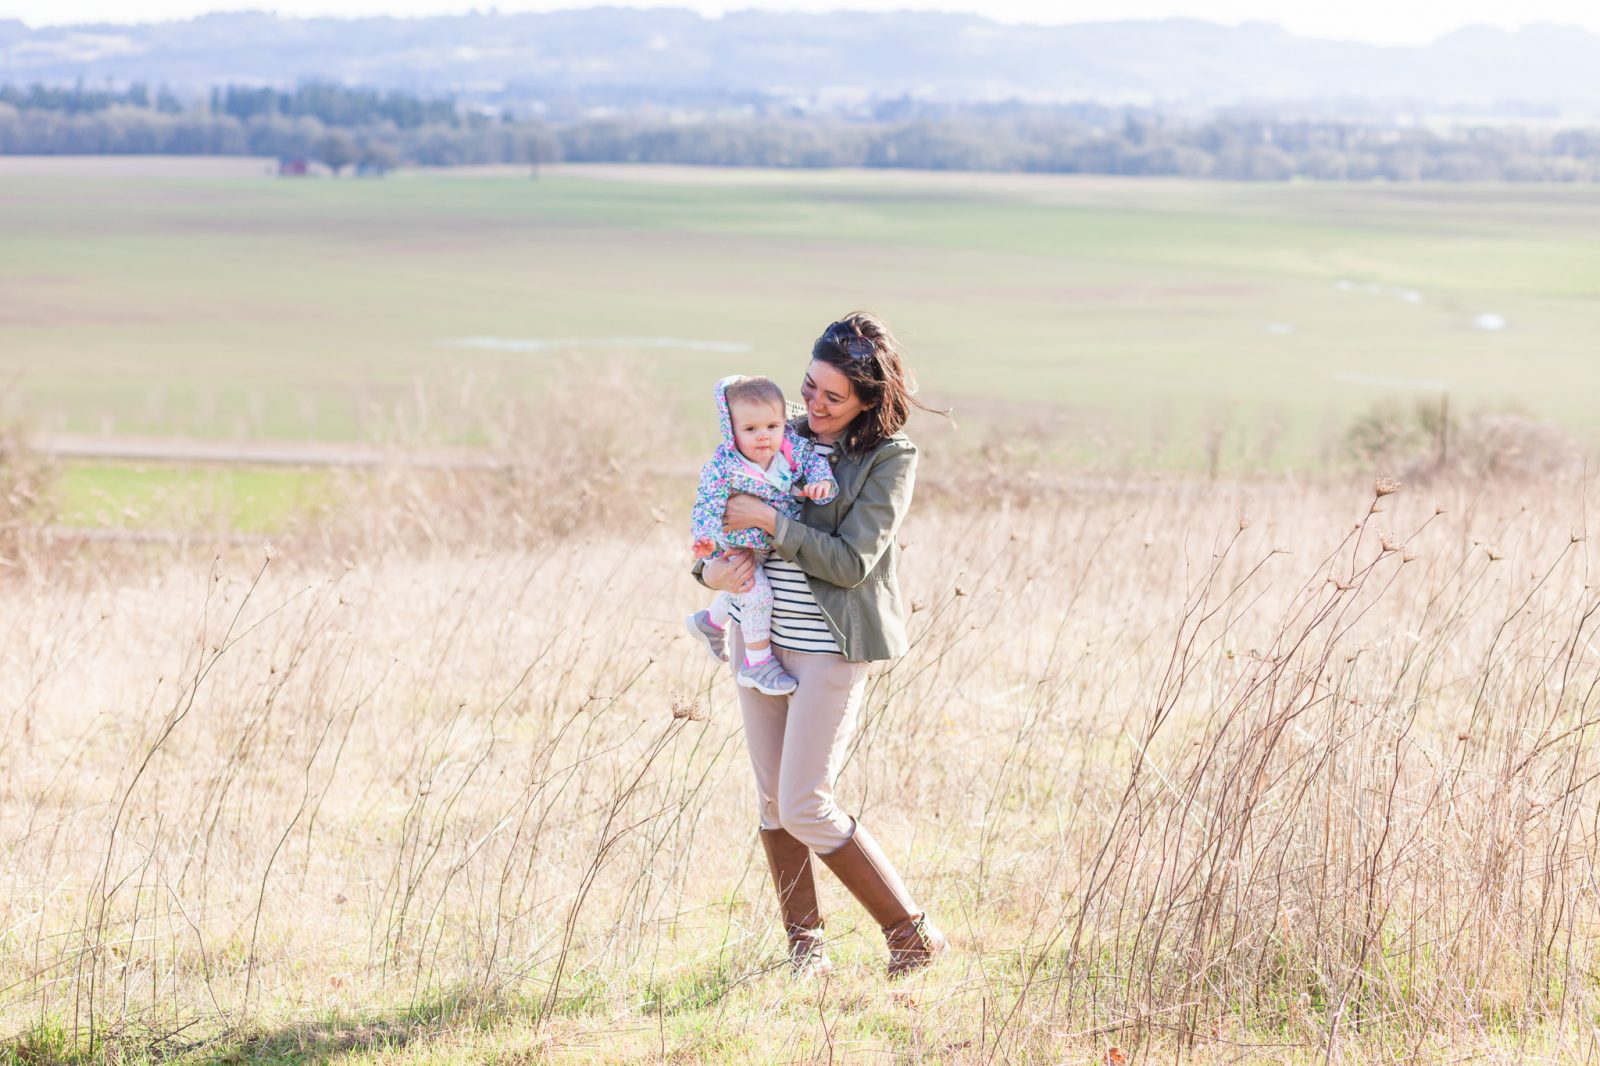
[[693, 548, 757, 593], [772, 444, 916, 589]]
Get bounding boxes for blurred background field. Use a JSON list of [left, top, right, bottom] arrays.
[[7, 158, 1599, 537], [5, 159, 1597, 464]]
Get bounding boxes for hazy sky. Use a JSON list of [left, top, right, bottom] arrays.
[[6, 0, 1598, 47]]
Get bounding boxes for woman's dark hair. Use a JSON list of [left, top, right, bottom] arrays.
[[807, 311, 943, 457]]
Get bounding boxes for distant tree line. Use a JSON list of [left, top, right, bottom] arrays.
[[208, 83, 459, 129], [1, 81, 459, 129], [558, 114, 1600, 181], [3, 81, 1599, 181], [0, 82, 186, 115]]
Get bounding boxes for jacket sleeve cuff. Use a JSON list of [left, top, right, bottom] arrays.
[[773, 513, 804, 562]]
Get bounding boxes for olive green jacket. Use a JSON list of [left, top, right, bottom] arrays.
[[696, 430, 917, 663]]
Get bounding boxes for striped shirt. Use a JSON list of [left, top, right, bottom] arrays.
[[728, 442, 841, 655]]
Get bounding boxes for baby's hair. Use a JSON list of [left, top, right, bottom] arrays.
[[724, 376, 786, 413]]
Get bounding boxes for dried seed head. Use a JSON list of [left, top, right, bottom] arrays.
[[910, 598, 926, 613], [1486, 548, 1504, 562], [262, 540, 278, 561], [671, 695, 707, 722], [954, 585, 967, 597], [1379, 534, 1400, 552], [1375, 475, 1401, 497], [1238, 509, 1251, 531], [1434, 503, 1447, 515], [1401, 550, 1419, 564]]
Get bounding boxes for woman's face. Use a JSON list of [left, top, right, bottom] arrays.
[[801, 359, 869, 443]]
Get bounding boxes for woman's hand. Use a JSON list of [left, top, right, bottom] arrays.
[[703, 548, 757, 593], [723, 493, 778, 537]]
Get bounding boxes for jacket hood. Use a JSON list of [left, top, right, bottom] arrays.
[[713, 375, 739, 451]]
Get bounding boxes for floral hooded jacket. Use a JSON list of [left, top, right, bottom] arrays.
[[690, 375, 837, 554]]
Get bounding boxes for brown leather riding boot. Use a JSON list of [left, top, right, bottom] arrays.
[[818, 820, 947, 979], [759, 827, 832, 976]]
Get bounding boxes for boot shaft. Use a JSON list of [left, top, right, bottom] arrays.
[[818, 820, 946, 979], [760, 827, 822, 934]]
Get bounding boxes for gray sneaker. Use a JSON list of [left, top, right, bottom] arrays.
[[737, 656, 798, 696], [685, 611, 728, 663]]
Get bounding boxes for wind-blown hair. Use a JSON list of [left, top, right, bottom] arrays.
[[807, 311, 943, 457]]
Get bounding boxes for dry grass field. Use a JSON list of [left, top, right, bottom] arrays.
[[4, 388, 1600, 1062], [3, 159, 1599, 1062]]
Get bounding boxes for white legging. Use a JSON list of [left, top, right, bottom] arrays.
[[729, 626, 869, 852], [716, 560, 774, 644]]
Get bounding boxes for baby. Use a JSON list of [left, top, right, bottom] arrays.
[[686, 375, 837, 695]]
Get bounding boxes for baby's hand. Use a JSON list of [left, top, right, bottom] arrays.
[[692, 538, 716, 559], [797, 481, 835, 502]]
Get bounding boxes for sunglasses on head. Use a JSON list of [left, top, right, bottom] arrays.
[[826, 324, 876, 362]]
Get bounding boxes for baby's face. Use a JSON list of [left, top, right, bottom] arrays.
[[729, 399, 786, 468]]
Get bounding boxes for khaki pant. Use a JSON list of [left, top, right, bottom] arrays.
[[730, 627, 869, 853]]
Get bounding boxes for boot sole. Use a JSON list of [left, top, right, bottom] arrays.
[[737, 673, 798, 697], [684, 613, 728, 663]]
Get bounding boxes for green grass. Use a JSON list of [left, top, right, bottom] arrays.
[[53, 462, 333, 532], [3, 165, 1598, 464], [7, 967, 1590, 1065]]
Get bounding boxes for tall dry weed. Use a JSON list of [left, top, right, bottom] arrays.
[[0, 410, 53, 575], [300, 365, 678, 558]]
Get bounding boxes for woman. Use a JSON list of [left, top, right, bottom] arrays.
[[696, 311, 946, 979]]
